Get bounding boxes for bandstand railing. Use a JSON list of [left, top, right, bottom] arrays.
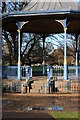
[[2, 65, 80, 93], [2, 66, 32, 93], [2, 65, 32, 81], [47, 66, 80, 93], [21, 66, 32, 86]]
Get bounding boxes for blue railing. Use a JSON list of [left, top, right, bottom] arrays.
[[2, 66, 18, 79], [47, 66, 53, 87], [21, 66, 32, 86], [47, 66, 80, 93], [47, 66, 80, 80], [2, 66, 32, 82]]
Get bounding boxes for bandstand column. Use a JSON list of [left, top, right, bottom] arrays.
[[17, 22, 21, 80], [64, 19, 68, 80], [0, 14, 2, 119], [14, 32, 17, 62], [43, 34, 45, 76], [76, 34, 78, 78]]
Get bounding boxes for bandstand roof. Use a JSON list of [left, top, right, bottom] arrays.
[[2, 0, 80, 34]]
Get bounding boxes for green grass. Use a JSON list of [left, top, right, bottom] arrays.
[[50, 111, 78, 119]]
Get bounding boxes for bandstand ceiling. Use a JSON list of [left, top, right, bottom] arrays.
[[2, 0, 80, 34]]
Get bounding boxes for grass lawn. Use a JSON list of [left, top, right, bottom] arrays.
[[50, 111, 78, 119]]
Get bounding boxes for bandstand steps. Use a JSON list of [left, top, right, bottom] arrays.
[[30, 76, 47, 94]]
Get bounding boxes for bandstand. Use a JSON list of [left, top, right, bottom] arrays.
[[2, 0, 80, 93]]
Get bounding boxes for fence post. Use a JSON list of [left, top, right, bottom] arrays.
[[26, 66, 28, 80], [21, 82, 23, 94], [31, 67, 32, 78], [76, 81, 78, 92], [43, 34, 45, 76], [47, 67, 49, 86], [76, 52, 78, 78], [45, 83, 47, 94], [25, 66, 32, 93]]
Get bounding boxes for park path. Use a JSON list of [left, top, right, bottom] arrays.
[[2, 111, 56, 120], [2, 93, 78, 120]]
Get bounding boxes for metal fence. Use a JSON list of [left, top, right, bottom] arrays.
[[2, 65, 80, 93], [51, 66, 80, 80], [2, 66, 18, 79], [47, 66, 80, 93], [2, 66, 32, 80], [21, 66, 32, 79]]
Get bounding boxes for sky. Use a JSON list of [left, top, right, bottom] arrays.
[[76, 0, 80, 2]]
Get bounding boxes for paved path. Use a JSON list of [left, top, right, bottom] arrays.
[[2, 111, 56, 120], [3, 93, 78, 97]]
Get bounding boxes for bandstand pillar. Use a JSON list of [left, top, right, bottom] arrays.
[[64, 19, 68, 80], [43, 34, 45, 76], [76, 34, 78, 78], [0, 13, 2, 120], [17, 22, 21, 80]]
